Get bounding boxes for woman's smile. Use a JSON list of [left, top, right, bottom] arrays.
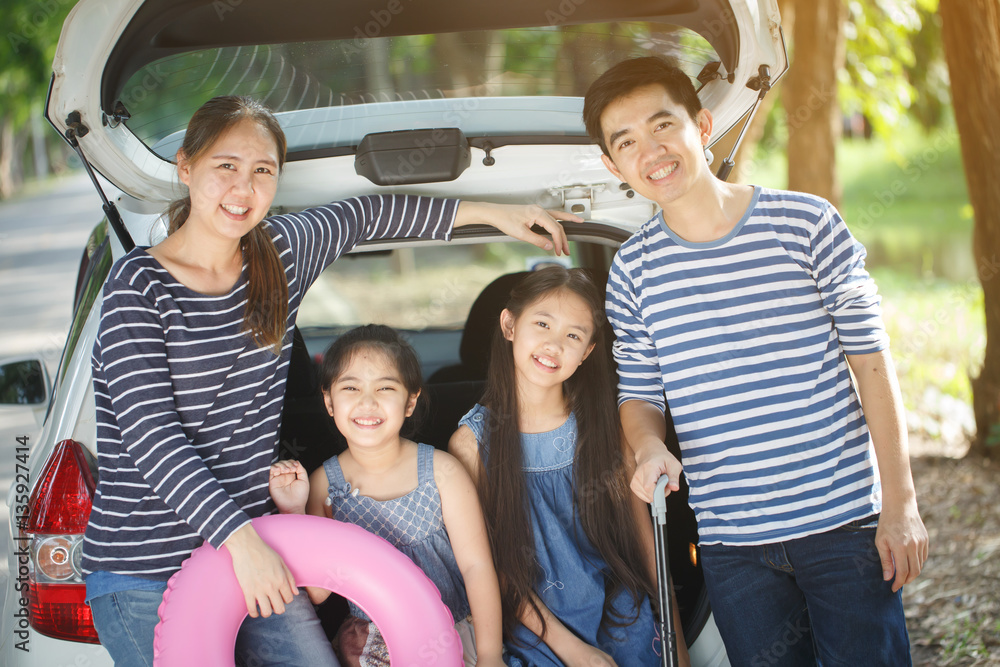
[[177, 119, 280, 244]]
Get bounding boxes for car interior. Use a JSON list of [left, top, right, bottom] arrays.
[[276, 238, 710, 642]]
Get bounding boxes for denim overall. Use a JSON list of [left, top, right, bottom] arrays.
[[460, 405, 659, 666], [323, 443, 472, 624]]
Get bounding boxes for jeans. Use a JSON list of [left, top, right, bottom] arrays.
[[90, 587, 340, 667], [699, 515, 911, 667]]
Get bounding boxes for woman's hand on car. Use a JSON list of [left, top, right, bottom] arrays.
[[224, 524, 298, 617], [454, 201, 583, 256], [268, 459, 309, 515]]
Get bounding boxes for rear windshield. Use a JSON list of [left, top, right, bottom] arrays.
[[296, 239, 597, 379], [120, 22, 718, 158]]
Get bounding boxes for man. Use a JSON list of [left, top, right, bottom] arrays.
[[584, 56, 928, 665]]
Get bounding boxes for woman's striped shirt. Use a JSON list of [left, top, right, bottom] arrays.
[[83, 195, 456, 580]]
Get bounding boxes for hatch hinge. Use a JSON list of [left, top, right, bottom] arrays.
[[104, 101, 131, 128], [715, 64, 773, 182], [547, 183, 612, 219], [696, 60, 735, 88], [63, 111, 134, 252]]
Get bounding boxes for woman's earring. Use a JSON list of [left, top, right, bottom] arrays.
[[704, 145, 714, 164]]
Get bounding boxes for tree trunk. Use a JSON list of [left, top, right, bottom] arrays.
[[939, 0, 1000, 455], [364, 39, 393, 100], [434, 33, 493, 94], [781, 0, 845, 208], [558, 29, 613, 97], [0, 115, 19, 200], [31, 103, 49, 180]]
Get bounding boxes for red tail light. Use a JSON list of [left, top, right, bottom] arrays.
[[25, 583, 99, 642], [25, 438, 95, 534], [22, 439, 100, 643]]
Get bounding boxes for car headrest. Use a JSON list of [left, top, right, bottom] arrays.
[[458, 271, 529, 372]]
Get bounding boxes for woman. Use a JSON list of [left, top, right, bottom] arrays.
[[83, 95, 576, 667]]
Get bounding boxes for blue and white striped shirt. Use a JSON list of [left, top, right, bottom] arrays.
[[84, 195, 457, 581], [607, 187, 885, 546]]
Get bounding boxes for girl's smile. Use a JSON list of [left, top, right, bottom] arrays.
[[532, 353, 560, 371], [502, 288, 596, 390], [323, 349, 418, 449]]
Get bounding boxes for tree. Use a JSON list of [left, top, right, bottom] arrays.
[[780, 0, 846, 207], [0, 0, 75, 198], [901, 2, 950, 131], [939, 0, 1000, 455], [734, 0, 949, 187], [840, 0, 934, 139]]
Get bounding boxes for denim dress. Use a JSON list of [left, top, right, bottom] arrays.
[[460, 405, 660, 667], [323, 443, 472, 624]]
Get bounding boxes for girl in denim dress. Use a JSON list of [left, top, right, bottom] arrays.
[[450, 267, 689, 666], [269, 325, 505, 667]]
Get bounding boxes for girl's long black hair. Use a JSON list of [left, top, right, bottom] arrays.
[[476, 266, 654, 641]]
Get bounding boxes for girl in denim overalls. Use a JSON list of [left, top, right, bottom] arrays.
[[449, 267, 689, 666], [269, 324, 505, 667]]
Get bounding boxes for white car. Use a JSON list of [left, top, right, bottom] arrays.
[[0, 0, 787, 664]]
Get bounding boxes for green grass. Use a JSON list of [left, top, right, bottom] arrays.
[[841, 126, 981, 412], [838, 125, 973, 282], [939, 616, 1000, 663], [872, 268, 984, 410]]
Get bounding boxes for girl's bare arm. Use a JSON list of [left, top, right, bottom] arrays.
[[435, 450, 505, 667]]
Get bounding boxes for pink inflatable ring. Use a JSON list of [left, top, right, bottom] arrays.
[[153, 514, 462, 666]]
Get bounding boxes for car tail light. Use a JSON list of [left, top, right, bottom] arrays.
[[21, 439, 100, 643]]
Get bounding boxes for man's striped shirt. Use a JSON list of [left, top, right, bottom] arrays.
[[607, 187, 885, 546], [84, 196, 456, 581]]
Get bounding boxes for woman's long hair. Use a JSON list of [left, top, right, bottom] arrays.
[[166, 95, 289, 353], [477, 266, 655, 641]]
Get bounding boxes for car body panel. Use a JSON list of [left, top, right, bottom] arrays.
[[0, 303, 107, 665], [0, 624, 112, 667], [115, 143, 662, 251]]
